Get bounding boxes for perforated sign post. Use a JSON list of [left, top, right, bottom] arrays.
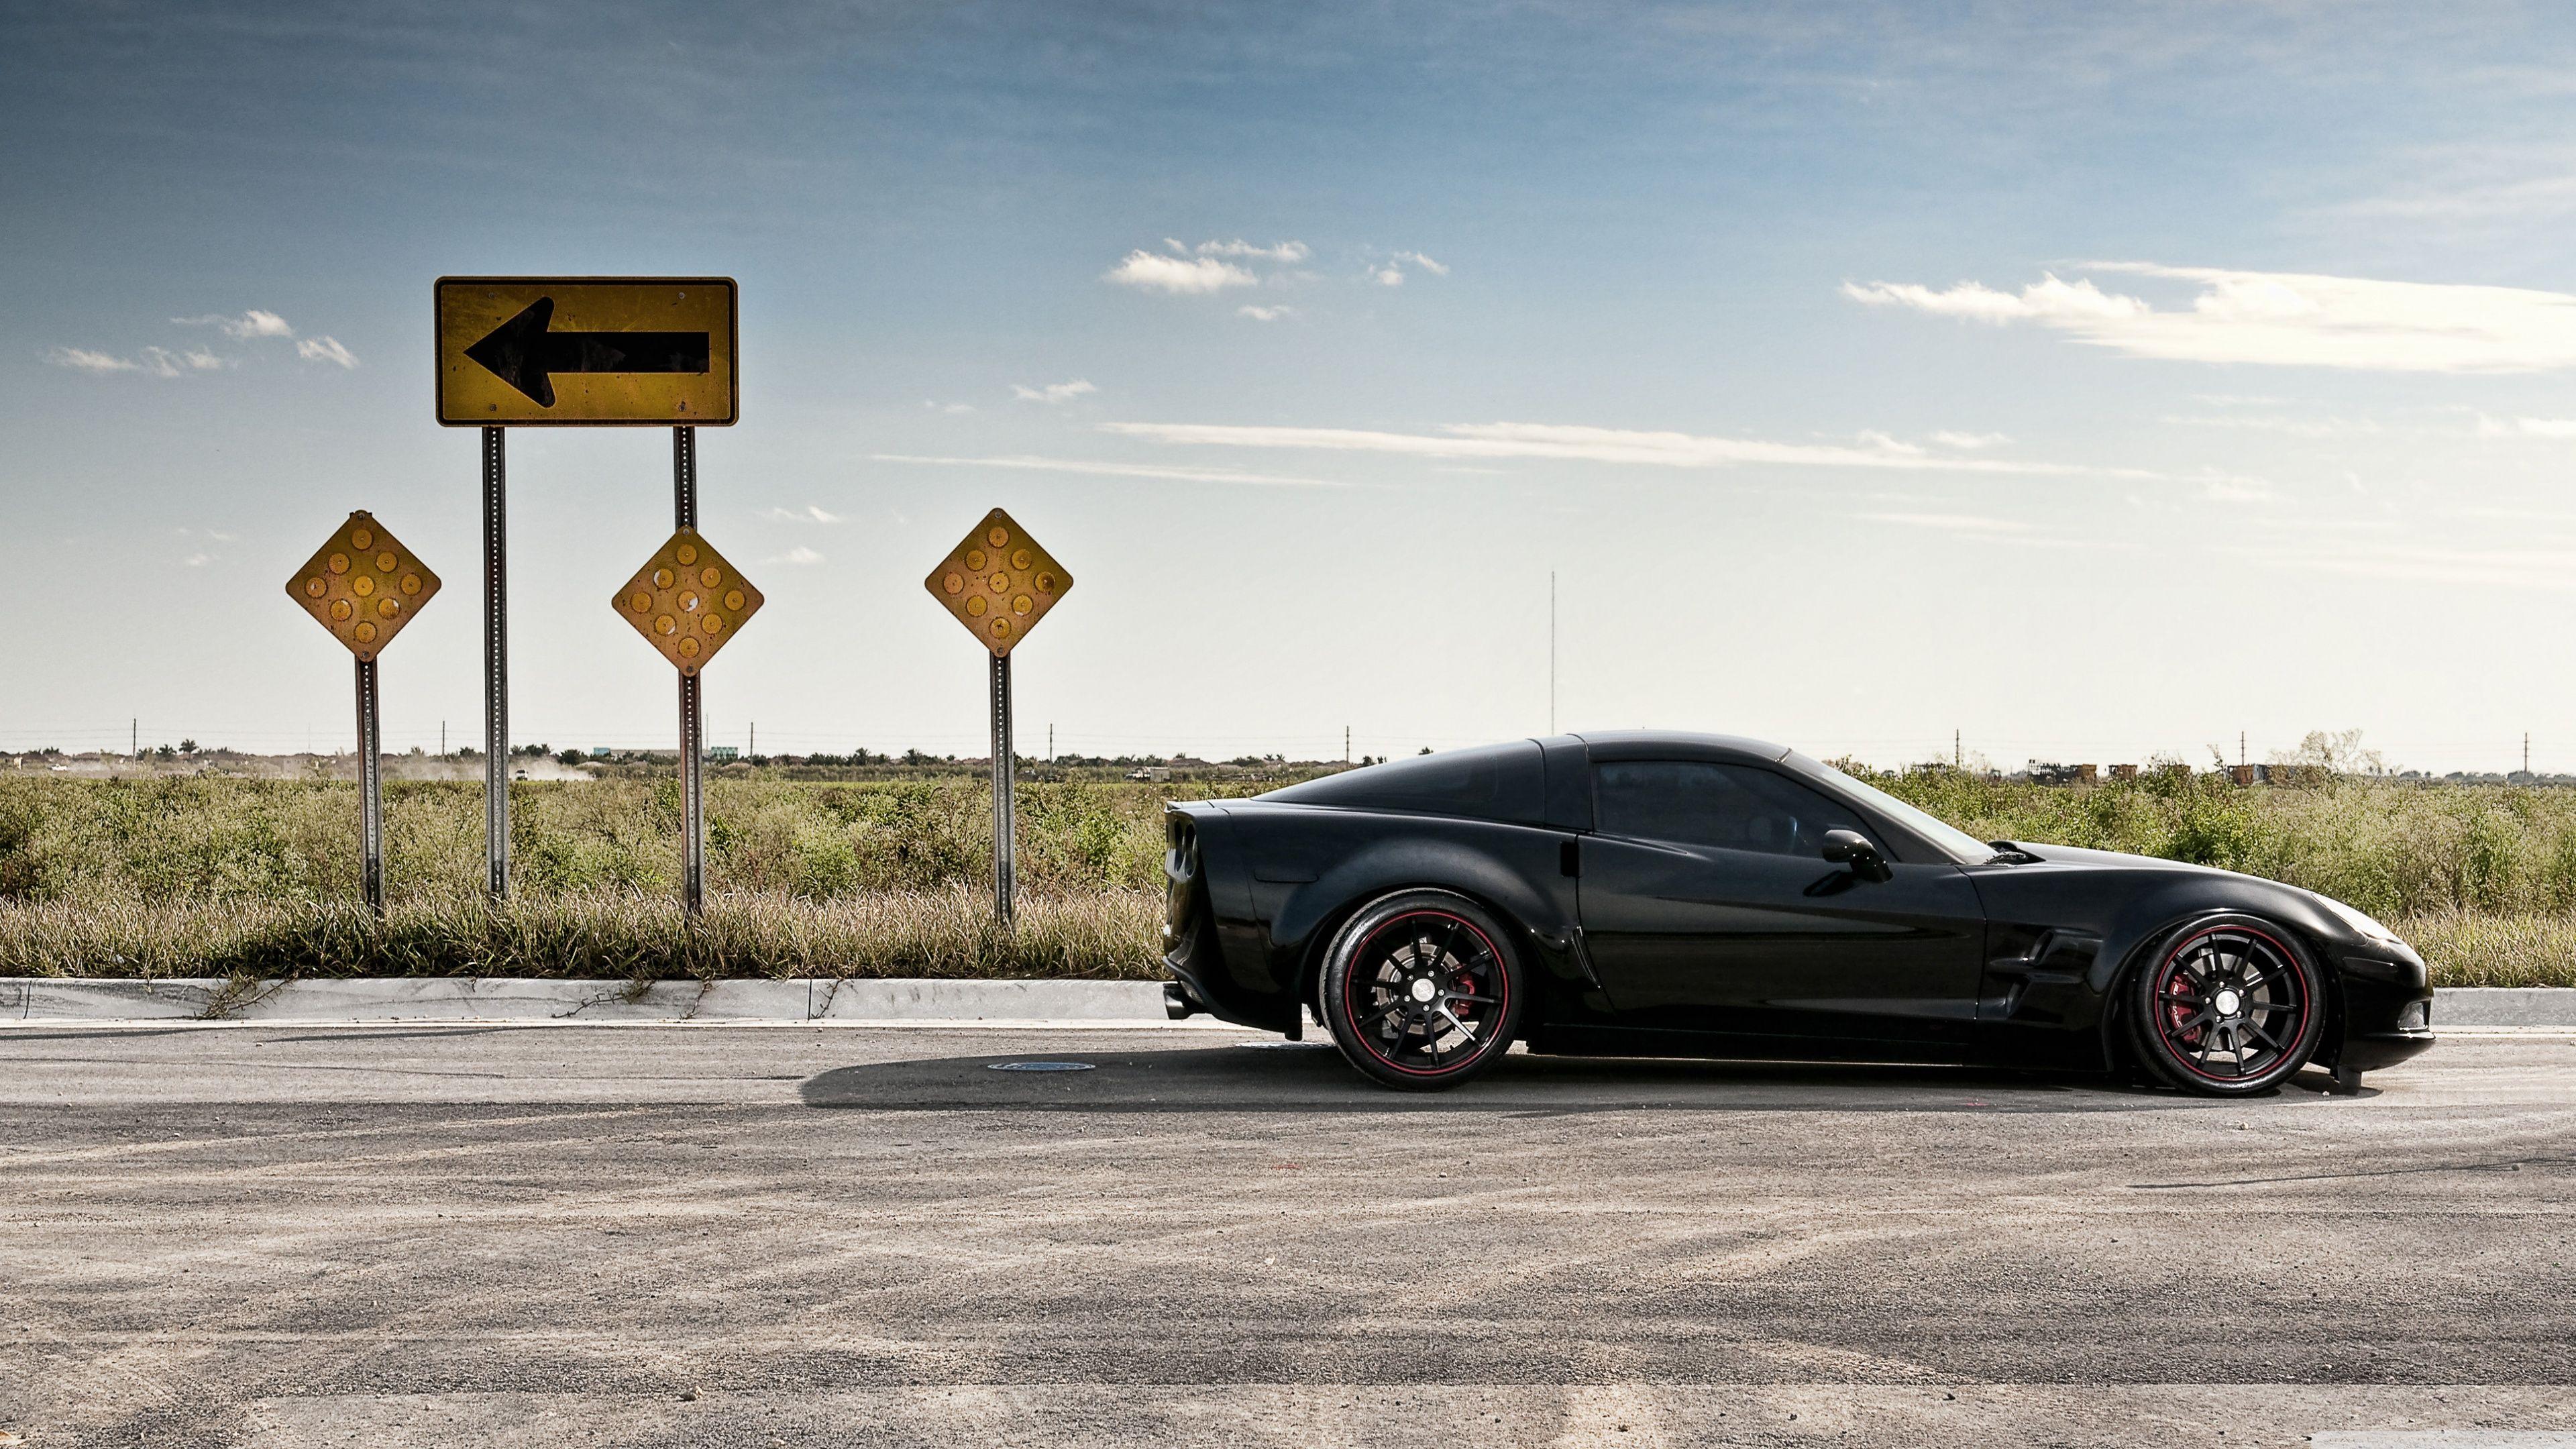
[[924, 508, 1073, 930], [612, 527, 763, 915], [435, 276, 738, 902], [285, 511, 442, 913]]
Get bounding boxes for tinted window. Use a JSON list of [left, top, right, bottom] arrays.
[[1595, 761, 1870, 857], [1263, 741, 1545, 825]]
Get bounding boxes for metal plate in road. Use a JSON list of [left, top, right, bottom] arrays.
[[924, 507, 1073, 657], [284, 511, 441, 661], [435, 276, 738, 426]]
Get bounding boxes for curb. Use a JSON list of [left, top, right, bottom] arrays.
[[3, 978, 2574, 1028], [0, 976, 1181, 1025]]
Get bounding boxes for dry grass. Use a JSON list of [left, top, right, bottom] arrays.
[[0, 887, 1162, 981], [5, 772, 2576, 985]]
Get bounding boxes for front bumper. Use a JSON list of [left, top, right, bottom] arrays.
[[2332, 950, 2434, 1073]]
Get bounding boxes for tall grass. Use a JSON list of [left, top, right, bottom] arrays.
[[3, 772, 2573, 985]]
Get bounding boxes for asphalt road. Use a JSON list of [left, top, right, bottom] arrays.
[[3, 1024, 2573, 1448]]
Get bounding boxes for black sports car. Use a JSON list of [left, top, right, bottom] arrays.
[[1161, 732, 2435, 1094]]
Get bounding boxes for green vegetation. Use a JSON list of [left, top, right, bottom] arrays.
[[1, 770, 2573, 985]]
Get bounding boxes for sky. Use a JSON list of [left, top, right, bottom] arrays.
[[13, 1, 2576, 772]]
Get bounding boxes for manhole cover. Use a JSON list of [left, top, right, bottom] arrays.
[[987, 1061, 1095, 1072]]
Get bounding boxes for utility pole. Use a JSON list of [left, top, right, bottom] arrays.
[[1954, 729, 1961, 769], [749, 721, 756, 757], [2526, 732, 2532, 777], [1345, 724, 1351, 764], [441, 720, 446, 757], [1049, 722, 1054, 762], [2240, 731, 2246, 769], [1548, 572, 1558, 735], [131, 718, 138, 759]]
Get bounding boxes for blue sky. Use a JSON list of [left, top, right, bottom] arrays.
[[14, 2, 2576, 770]]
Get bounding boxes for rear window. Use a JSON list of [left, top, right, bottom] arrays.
[[1263, 741, 1544, 825]]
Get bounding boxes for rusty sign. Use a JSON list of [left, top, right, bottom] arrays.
[[435, 277, 738, 426], [285, 511, 441, 661], [923, 508, 1073, 657], [611, 528, 763, 676]]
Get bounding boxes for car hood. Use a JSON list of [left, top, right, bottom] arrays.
[[1998, 841, 2235, 877]]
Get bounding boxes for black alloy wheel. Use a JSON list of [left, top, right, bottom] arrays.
[[2127, 915, 2326, 1095], [1320, 890, 1525, 1091]]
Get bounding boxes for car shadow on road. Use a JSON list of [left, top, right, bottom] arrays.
[[796, 1040, 2282, 1114]]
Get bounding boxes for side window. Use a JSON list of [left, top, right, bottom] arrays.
[[1594, 761, 1873, 859]]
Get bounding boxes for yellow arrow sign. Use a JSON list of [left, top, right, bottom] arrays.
[[924, 508, 1073, 657], [435, 277, 738, 426], [285, 512, 441, 661], [612, 529, 763, 676]]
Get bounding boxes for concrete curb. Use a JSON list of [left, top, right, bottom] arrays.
[[0, 976, 1179, 1025], [3, 977, 2573, 1028]]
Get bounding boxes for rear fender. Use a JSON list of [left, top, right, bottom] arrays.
[[1269, 833, 1577, 1012]]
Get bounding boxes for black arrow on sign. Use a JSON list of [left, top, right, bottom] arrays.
[[463, 297, 710, 407]]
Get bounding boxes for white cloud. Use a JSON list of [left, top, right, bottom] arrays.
[[1857, 512, 2047, 540], [48, 347, 142, 374], [922, 400, 975, 414], [182, 551, 213, 568], [294, 336, 358, 368], [769, 546, 825, 566], [2487, 415, 2576, 438], [1236, 305, 1296, 322], [1195, 239, 1310, 262], [1931, 431, 2009, 449], [1104, 251, 1254, 294], [1846, 262, 2576, 373], [1372, 251, 1448, 287], [174, 309, 294, 339], [2222, 539, 2576, 592], [761, 505, 842, 523], [1012, 379, 1097, 405], [1099, 420, 2168, 480], [872, 453, 1349, 488]]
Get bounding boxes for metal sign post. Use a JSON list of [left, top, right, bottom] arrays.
[[610, 476, 764, 919], [674, 427, 704, 914], [990, 651, 1014, 929], [924, 508, 1073, 931], [482, 425, 508, 900], [356, 657, 384, 910], [285, 511, 441, 916]]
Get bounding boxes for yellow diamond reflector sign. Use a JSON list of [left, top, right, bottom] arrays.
[[435, 276, 738, 426], [924, 507, 1072, 657], [612, 528, 763, 676], [285, 511, 441, 661]]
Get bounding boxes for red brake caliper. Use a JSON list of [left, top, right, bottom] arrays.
[[2165, 967, 2202, 1046]]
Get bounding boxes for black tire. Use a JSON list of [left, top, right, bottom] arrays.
[[1320, 890, 1525, 1091], [2126, 914, 2326, 1096]]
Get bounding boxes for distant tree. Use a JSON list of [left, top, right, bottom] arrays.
[[556, 750, 585, 766], [153, 744, 175, 759], [178, 739, 198, 754], [1418, 747, 1432, 755]]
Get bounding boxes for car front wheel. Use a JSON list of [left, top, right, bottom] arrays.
[[2128, 914, 2326, 1095], [1320, 891, 1525, 1091]]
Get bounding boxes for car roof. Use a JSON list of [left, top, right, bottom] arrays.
[[1562, 730, 1793, 763]]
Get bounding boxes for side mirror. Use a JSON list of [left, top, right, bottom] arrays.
[[1821, 828, 1892, 883]]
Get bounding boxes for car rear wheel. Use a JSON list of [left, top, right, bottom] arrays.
[[1320, 891, 1525, 1091], [2127, 915, 2326, 1096]]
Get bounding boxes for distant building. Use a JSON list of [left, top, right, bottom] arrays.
[[708, 745, 740, 763], [590, 747, 611, 758]]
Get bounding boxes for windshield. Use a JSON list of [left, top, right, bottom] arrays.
[[1788, 753, 2000, 865]]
